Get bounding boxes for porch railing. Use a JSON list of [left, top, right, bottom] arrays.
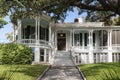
[[93, 46, 108, 50], [72, 46, 120, 50], [20, 39, 50, 47], [21, 39, 36, 44], [72, 46, 89, 50], [72, 46, 108, 50], [112, 46, 120, 50]]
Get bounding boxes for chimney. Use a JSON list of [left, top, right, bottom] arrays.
[[74, 17, 85, 23]]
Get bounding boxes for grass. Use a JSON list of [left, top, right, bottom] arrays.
[[0, 65, 48, 80], [79, 62, 120, 80]]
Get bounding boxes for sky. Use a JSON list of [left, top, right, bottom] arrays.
[[0, 8, 86, 43]]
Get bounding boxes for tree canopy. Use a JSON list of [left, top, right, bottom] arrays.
[[1, 0, 120, 23], [0, 18, 8, 28]]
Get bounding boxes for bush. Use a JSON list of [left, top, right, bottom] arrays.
[[0, 44, 4, 64], [0, 43, 32, 64]]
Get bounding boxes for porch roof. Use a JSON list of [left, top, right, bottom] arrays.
[[55, 22, 120, 29]]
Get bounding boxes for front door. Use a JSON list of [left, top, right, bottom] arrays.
[[57, 33, 66, 50]]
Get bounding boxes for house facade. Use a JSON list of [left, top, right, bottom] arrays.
[[17, 14, 120, 65]]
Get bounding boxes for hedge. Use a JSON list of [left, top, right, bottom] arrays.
[[0, 43, 32, 64]]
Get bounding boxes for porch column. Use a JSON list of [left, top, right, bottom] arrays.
[[70, 30, 73, 50], [55, 30, 57, 51], [51, 26, 55, 47], [49, 23, 52, 45], [17, 19, 22, 43], [82, 33, 84, 49], [38, 17, 40, 40], [48, 23, 53, 64], [34, 47, 40, 62], [35, 17, 38, 40], [34, 17, 40, 63], [49, 49, 52, 64], [89, 30, 94, 63], [73, 29, 75, 46], [108, 29, 112, 62], [13, 24, 17, 42]]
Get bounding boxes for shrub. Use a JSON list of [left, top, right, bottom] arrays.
[[0, 44, 4, 64], [0, 43, 32, 64]]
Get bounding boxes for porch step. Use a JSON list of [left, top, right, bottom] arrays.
[[52, 51, 75, 67]]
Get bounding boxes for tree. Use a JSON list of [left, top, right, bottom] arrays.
[[111, 16, 120, 25], [1, 0, 120, 23], [6, 32, 13, 41], [0, 18, 8, 28], [0, 0, 8, 28]]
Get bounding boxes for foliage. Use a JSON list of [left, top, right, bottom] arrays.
[[1, 0, 120, 23], [6, 32, 14, 41], [85, 11, 114, 25], [0, 18, 8, 28], [0, 43, 32, 64], [79, 62, 120, 80], [112, 16, 120, 25], [0, 65, 48, 80], [0, 44, 4, 64], [0, 0, 8, 28]]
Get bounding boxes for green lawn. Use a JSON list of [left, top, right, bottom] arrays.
[[0, 65, 48, 80], [79, 62, 120, 80]]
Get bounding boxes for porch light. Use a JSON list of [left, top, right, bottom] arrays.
[[60, 34, 63, 37]]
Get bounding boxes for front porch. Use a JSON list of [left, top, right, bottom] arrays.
[[55, 23, 120, 65], [16, 17, 120, 65], [55, 29, 120, 51]]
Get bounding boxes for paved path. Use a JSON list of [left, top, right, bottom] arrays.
[[39, 51, 83, 80]]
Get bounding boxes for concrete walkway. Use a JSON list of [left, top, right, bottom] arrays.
[[39, 51, 83, 80]]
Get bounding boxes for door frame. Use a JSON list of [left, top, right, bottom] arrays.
[[57, 33, 66, 51]]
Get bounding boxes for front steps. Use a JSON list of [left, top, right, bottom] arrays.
[[52, 51, 75, 67]]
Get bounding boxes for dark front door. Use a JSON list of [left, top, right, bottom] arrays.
[[57, 33, 66, 50]]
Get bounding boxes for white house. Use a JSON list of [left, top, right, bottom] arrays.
[[16, 14, 120, 65]]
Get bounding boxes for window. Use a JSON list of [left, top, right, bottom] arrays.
[[40, 49, 44, 61], [80, 33, 82, 46], [112, 30, 120, 45], [84, 33, 88, 46], [74, 34, 80, 46], [74, 33, 83, 46], [99, 30, 107, 46], [40, 26, 49, 41], [46, 49, 49, 62], [23, 25, 35, 39], [25, 25, 30, 39], [93, 33, 95, 46], [31, 47, 35, 61]]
